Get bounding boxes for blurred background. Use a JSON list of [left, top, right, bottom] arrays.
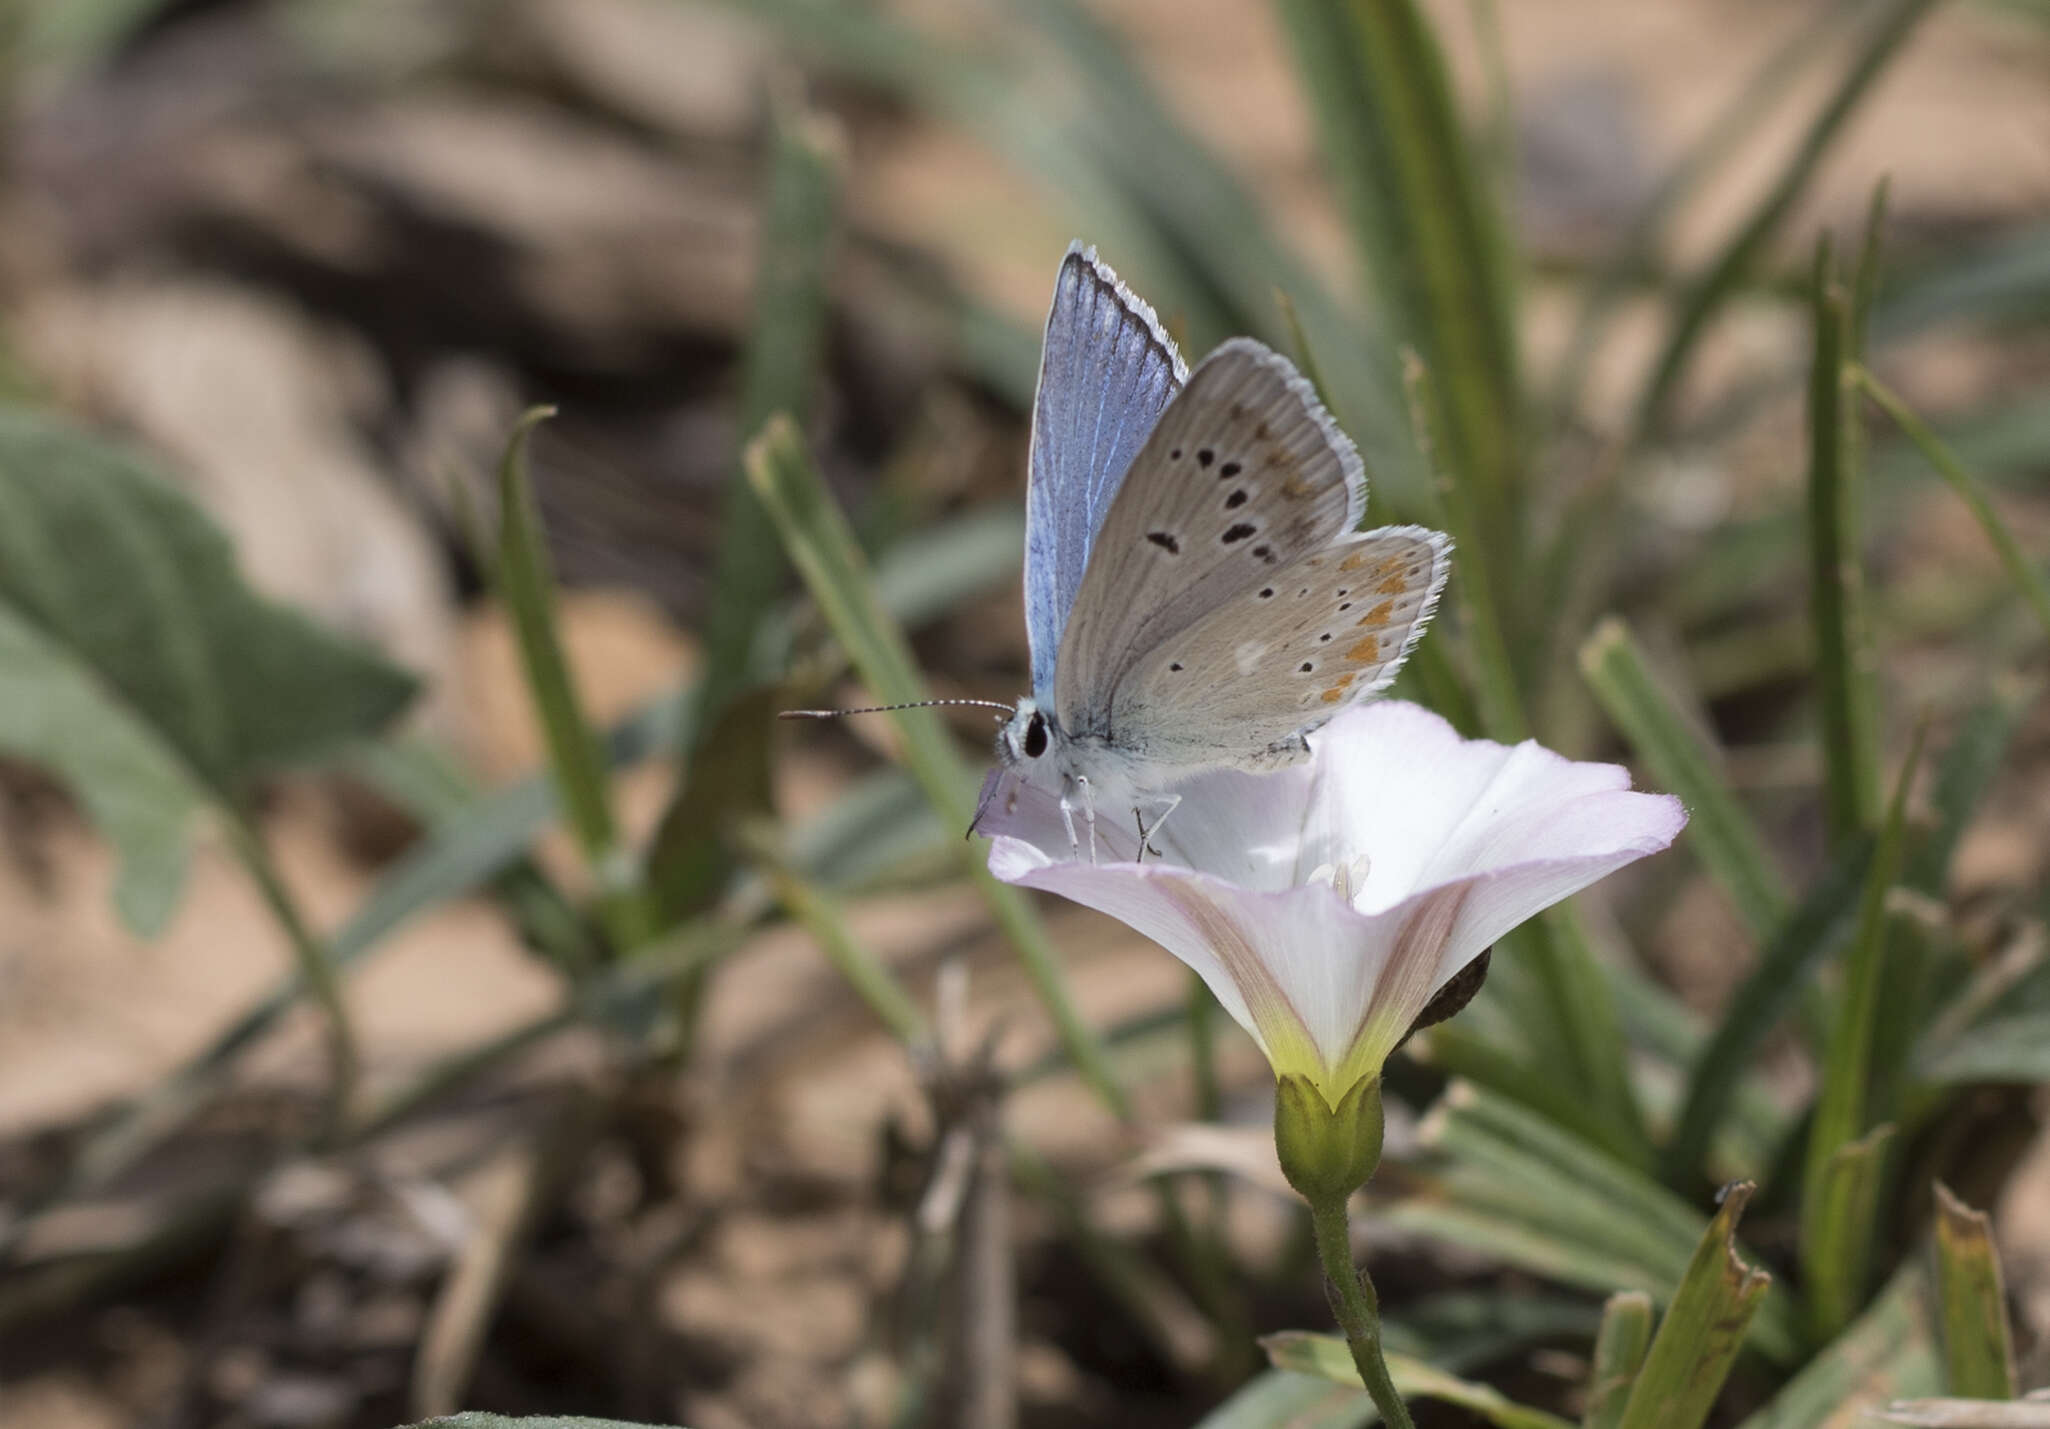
[[0, 1, 2047, 1427]]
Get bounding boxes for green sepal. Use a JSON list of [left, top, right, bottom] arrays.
[[1275, 1072, 1386, 1205]]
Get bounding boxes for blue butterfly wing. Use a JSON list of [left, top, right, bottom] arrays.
[[1024, 243, 1186, 703]]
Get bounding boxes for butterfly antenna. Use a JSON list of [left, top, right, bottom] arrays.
[[779, 698, 1016, 720]]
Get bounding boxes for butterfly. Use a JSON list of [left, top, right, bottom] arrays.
[[981, 243, 1452, 858]]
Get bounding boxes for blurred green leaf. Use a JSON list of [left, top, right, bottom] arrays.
[[1917, 1014, 2050, 1087], [487, 407, 647, 952], [1907, 692, 2029, 898], [0, 407, 416, 932], [397, 1415, 683, 1429], [1802, 729, 1927, 1337], [692, 94, 842, 729], [746, 415, 1130, 1118], [745, 828, 930, 1047], [1873, 220, 2050, 340], [1735, 1266, 1940, 1428], [1422, 1022, 1645, 1170], [1870, 1401, 2050, 1427], [648, 94, 842, 933], [1279, 0, 1521, 561], [1807, 239, 1884, 844], [0, 606, 206, 934], [1262, 1333, 1575, 1428], [1583, 1292, 1654, 1429], [1613, 1183, 1771, 1429], [1855, 367, 2050, 643], [1868, 689, 2030, 1107], [1546, 0, 1852, 424], [1387, 1084, 1798, 1363], [1803, 1122, 1898, 1341], [645, 688, 779, 925], [1383, 1291, 1605, 1372], [1932, 1183, 2018, 1401], [1630, 0, 1940, 442], [1663, 836, 1871, 1186], [1192, 1371, 1378, 1429], [1579, 616, 1788, 938], [12, 0, 163, 73], [731, 0, 1424, 502]]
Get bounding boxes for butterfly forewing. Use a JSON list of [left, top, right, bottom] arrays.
[[1115, 525, 1450, 766], [1053, 338, 1368, 741], [1025, 244, 1186, 705]]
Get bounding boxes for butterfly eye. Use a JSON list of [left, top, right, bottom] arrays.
[[1023, 711, 1049, 759]]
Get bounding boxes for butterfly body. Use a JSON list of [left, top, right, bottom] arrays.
[[992, 243, 1452, 856]]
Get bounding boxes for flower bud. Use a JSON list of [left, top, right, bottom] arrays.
[[1274, 1071, 1385, 1205]]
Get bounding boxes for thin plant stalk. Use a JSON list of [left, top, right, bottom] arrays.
[[221, 810, 357, 1134], [1308, 1195, 1414, 1429]]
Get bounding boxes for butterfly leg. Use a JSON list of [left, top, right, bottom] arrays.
[[1075, 774, 1100, 865], [1057, 789, 1081, 857], [1134, 793, 1180, 862]]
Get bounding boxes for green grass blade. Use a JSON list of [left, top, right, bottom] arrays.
[[1849, 178, 1892, 358], [1856, 368, 2050, 642], [1917, 1014, 2050, 1087], [1872, 220, 2050, 341], [1583, 1292, 1655, 1429], [1662, 836, 1871, 1185], [1405, 354, 1527, 741], [1629, 0, 1941, 443], [1531, 908, 1652, 1159], [1735, 1266, 1940, 1428], [745, 416, 1130, 1119], [1277, 0, 1522, 569], [1579, 616, 1788, 937], [1422, 1023, 1647, 1171], [1909, 691, 2029, 896], [1932, 1183, 2019, 1400], [1545, 0, 1850, 425], [1808, 239, 1884, 843], [1803, 1122, 1900, 1340], [646, 96, 843, 931], [743, 828, 930, 1047], [1391, 1084, 1799, 1363], [693, 94, 843, 728], [1614, 1184, 1773, 1429], [1801, 728, 1928, 1333], [493, 408, 612, 863]]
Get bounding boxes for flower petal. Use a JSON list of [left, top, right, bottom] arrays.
[[988, 832, 1329, 1079], [1304, 702, 1678, 909], [1343, 796, 1684, 1075]]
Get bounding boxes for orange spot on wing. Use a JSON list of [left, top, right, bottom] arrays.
[[1376, 572, 1406, 594], [1359, 600, 1393, 625], [1320, 673, 1356, 703], [1339, 552, 1366, 571], [1345, 635, 1380, 661]]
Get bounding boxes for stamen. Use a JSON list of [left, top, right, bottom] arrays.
[[1308, 855, 1372, 902]]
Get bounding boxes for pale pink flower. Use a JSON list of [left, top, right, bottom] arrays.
[[979, 702, 1685, 1100]]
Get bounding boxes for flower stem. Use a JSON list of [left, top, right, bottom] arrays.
[[1308, 1193, 1412, 1429], [222, 810, 355, 1136]]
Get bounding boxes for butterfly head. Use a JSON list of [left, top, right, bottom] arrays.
[[997, 698, 1056, 772]]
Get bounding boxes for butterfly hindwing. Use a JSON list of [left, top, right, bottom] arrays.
[[1025, 243, 1186, 705], [1114, 525, 1450, 767], [1052, 338, 1368, 742]]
